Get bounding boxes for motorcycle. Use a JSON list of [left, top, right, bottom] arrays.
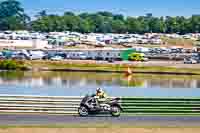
[[78, 94, 122, 117]]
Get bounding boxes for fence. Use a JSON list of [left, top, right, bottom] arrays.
[[0, 95, 200, 115], [121, 97, 200, 115], [0, 95, 81, 114]]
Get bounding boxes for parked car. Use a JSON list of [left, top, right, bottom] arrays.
[[68, 52, 87, 60], [108, 58, 115, 63], [42, 53, 56, 60], [50, 55, 64, 61], [0, 55, 5, 60], [184, 58, 198, 64], [11, 53, 26, 60], [56, 52, 67, 59], [0, 52, 5, 60], [78, 52, 87, 60]]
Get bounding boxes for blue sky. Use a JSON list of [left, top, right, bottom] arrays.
[[19, 0, 200, 17]]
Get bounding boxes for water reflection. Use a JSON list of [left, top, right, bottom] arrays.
[[0, 71, 200, 89], [1, 71, 200, 97]]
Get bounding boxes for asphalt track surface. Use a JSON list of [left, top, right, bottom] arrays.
[[1, 114, 200, 127]]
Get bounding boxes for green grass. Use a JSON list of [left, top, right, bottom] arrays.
[[0, 123, 200, 129], [0, 124, 118, 129], [25, 60, 200, 75], [0, 60, 195, 75]]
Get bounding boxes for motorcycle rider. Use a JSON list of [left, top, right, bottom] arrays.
[[95, 88, 107, 100], [93, 88, 108, 109]]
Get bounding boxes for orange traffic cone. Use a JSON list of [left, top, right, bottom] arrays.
[[125, 67, 132, 76]]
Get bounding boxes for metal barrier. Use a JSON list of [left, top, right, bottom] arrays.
[[121, 97, 200, 115], [1, 95, 200, 115], [0, 95, 82, 114]]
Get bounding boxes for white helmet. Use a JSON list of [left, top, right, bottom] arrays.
[[96, 88, 102, 92]]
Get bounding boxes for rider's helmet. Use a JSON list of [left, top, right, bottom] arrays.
[[96, 88, 102, 93]]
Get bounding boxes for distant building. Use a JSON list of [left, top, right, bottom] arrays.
[[0, 39, 50, 49]]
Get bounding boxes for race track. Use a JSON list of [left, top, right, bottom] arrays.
[[1, 114, 200, 127]]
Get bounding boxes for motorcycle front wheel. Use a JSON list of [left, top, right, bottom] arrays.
[[111, 106, 121, 117], [78, 106, 89, 117]]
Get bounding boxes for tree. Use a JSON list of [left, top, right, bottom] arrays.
[[111, 20, 126, 33], [36, 10, 47, 19], [0, 0, 24, 18], [30, 10, 200, 34], [79, 13, 90, 19], [63, 15, 80, 31], [64, 11, 75, 16], [189, 15, 200, 33], [148, 17, 165, 33], [126, 17, 142, 33], [0, 0, 29, 30], [97, 11, 113, 17], [87, 14, 104, 33], [165, 16, 180, 33], [176, 16, 188, 34], [79, 19, 94, 33], [113, 14, 124, 21]]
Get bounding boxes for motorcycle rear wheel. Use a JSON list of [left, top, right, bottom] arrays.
[[111, 106, 121, 117]]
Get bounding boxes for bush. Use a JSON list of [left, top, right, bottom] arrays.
[[0, 60, 27, 70]]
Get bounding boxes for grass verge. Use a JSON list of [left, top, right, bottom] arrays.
[[0, 124, 200, 129], [26, 60, 200, 75]]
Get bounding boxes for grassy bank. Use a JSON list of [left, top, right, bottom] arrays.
[[25, 60, 200, 75], [0, 123, 200, 129], [1, 60, 200, 75], [0, 127, 200, 133]]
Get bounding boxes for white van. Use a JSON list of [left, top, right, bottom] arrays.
[[29, 50, 46, 60]]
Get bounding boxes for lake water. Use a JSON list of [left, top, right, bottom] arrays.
[[0, 71, 200, 97]]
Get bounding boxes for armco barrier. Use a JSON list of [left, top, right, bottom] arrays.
[[0, 95, 82, 114], [1, 95, 200, 115], [121, 97, 200, 115]]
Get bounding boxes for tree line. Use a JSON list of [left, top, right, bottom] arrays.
[[1, 0, 200, 34]]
